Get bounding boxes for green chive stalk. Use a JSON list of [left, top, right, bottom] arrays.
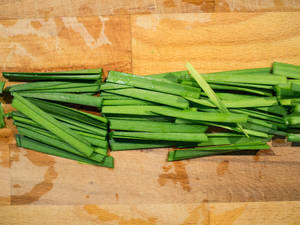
[[0, 103, 5, 128], [12, 93, 96, 157], [18, 92, 103, 108], [16, 135, 113, 168], [273, 62, 300, 79]]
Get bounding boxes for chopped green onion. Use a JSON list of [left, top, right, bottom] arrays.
[[18, 92, 103, 108], [103, 105, 176, 116], [106, 88, 189, 109], [109, 119, 208, 133], [16, 126, 107, 161], [288, 133, 300, 142], [0, 103, 5, 128], [100, 83, 131, 90], [242, 123, 287, 137], [7, 81, 100, 92], [109, 138, 193, 151], [3, 68, 102, 81], [103, 99, 155, 106], [12, 93, 95, 157], [147, 71, 188, 83], [256, 105, 287, 116], [14, 119, 107, 148], [168, 143, 270, 161], [29, 98, 107, 125], [285, 113, 300, 125], [186, 62, 248, 136], [107, 71, 201, 98], [186, 96, 278, 108], [16, 135, 113, 168], [0, 81, 5, 94], [197, 136, 269, 146], [273, 62, 300, 79], [111, 131, 208, 142], [151, 107, 248, 123]]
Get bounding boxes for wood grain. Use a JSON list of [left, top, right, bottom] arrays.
[[0, 143, 10, 205], [0, 201, 299, 225], [1, 0, 300, 19], [210, 201, 300, 225], [215, 0, 300, 12], [0, 15, 131, 75], [0, 9, 300, 223], [0, 0, 215, 19], [4, 144, 300, 205], [0, 12, 300, 206], [131, 12, 300, 74]]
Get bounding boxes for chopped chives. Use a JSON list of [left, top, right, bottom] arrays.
[[103, 99, 155, 106], [201, 73, 286, 85], [151, 107, 248, 123], [109, 138, 193, 151], [16, 135, 113, 168], [256, 105, 287, 116], [3, 68, 102, 81], [102, 105, 176, 116], [29, 98, 107, 125], [100, 83, 131, 90], [107, 71, 201, 98], [7, 81, 100, 92], [175, 119, 270, 138], [209, 83, 272, 96], [242, 123, 287, 137], [18, 92, 103, 108], [109, 119, 208, 133], [186, 96, 278, 108], [147, 71, 188, 83], [168, 143, 270, 161], [16, 126, 106, 161], [285, 113, 300, 125], [197, 136, 268, 147], [230, 109, 284, 124], [12, 93, 95, 157], [17, 85, 101, 93], [292, 104, 300, 113], [111, 131, 208, 142], [0, 81, 5, 94], [106, 115, 173, 122], [14, 118, 107, 147], [206, 133, 244, 137], [0, 103, 5, 128], [106, 88, 190, 109], [273, 62, 300, 79], [288, 133, 300, 142], [13, 111, 107, 137], [186, 62, 247, 136], [210, 81, 273, 90]]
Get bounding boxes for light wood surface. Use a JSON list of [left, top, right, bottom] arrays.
[[0, 15, 131, 75], [132, 12, 300, 74], [0, 0, 215, 19], [1, 0, 300, 19], [1, 5, 300, 225], [215, 0, 300, 12], [0, 201, 299, 225]]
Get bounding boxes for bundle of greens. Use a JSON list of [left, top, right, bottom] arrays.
[[0, 103, 5, 128], [0, 81, 5, 94], [102, 62, 300, 161], [1, 61, 300, 165], [2, 68, 113, 168]]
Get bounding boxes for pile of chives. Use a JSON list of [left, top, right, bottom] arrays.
[[102, 62, 299, 161], [1, 61, 300, 165], [2, 68, 113, 168]]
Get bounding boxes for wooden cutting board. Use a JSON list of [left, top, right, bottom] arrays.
[[1, 10, 300, 225]]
